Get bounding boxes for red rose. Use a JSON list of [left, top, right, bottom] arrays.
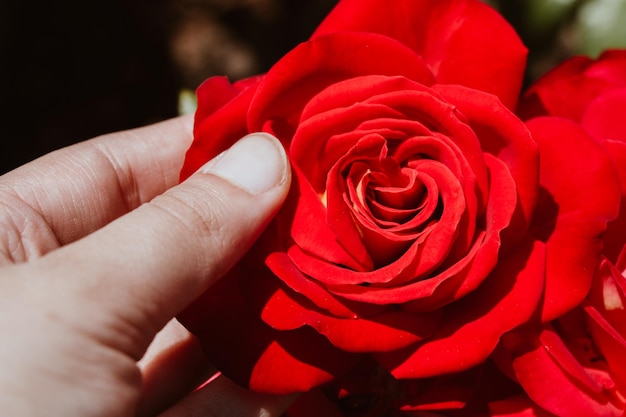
[[519, 50, 626, 264], [492, 261, 626, 417], [178, 0, 551, 395], [484, 50, 626, 417]]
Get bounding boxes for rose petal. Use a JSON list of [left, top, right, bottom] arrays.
[[434, 84, 539, 245], [262, 287, 440, 353], [519, 50, 626, 121], [602, 141, 626, 263], [312, 154, 517, 312], [295, 106, 406, 192], [284, 163, 373, 272], [261, 253, 440, 352], [181, 81, 258, 179], [247, 32, 435, 135], [292, 232, 483, 306], [326, 139, 466, 272], [193, 76, 247, 122], [526, 117, 621, 321], [265, 252, 386, 319], [312, 0, 526, 109], [291, 75, 488, 195], [582, 88, 626, 143], [519, 56, 601, 121], [508, 326, 624, 417], [292, 75, 433, 188], [178, 267, 358, 394], [375, 237, 545, 379], [585, 259, 626, 391]]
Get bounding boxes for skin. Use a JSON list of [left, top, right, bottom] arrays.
[[0, 114, 294, 417]]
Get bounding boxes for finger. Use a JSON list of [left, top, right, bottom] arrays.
[[156, 373, 296, 417], [0, 115, 193, 246], [137, 320, 216, 416], [24, 133, 290, 358]]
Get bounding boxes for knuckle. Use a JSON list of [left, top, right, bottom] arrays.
[[150, 182, 238, 271]]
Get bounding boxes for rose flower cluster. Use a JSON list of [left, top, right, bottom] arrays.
[[176, 0, 626, 416]]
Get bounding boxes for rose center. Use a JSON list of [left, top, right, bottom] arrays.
[[348, 158, 428, 227]]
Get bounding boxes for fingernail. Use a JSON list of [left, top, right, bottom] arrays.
[[199, 133, 288, 195]]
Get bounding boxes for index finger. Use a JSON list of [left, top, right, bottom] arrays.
[[0, 115, 193, 246]]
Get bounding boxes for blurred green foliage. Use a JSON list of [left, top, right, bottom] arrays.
[[487, 0, 626, 84]]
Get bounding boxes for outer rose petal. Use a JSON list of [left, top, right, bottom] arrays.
[[582, 87, 626, 143], [178, 265, 359, 394], [585, 259, 626, 392], [519, 50, 626, 121], [262, 254, 441, 353], [375, 237, 545, 379], [526, 117, 621, 322], [507, 326, 624, 417], [518, 56, 605, 121], [194, 75, 251, 123], [247, 32, 435, 136], [312, 0, 527, 109], [180, 80, 259, 179], [602, 141, 626, 263], [433, 84, 539, 244]]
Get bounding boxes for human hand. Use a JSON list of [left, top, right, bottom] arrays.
[[0, 115, 292, 417]]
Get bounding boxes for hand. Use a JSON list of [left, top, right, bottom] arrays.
[[0, 115, 293, 417]]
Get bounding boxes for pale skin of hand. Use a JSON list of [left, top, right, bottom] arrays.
[[0, 114, 294, 417]]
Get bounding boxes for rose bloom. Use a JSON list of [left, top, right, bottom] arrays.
[[488, 262, 626, 417], [176, 0, 619, 411], [485, 50, 626, 417], [519, 50, 626, 265]]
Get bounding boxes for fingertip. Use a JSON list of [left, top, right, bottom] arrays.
[[197, 133, 290, 196]]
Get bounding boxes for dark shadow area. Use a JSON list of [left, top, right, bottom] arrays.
[[2, 0, 613, 174], [0, 0, 338, 174], [1, 0, 178, 173]]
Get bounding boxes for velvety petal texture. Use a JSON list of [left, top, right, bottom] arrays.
[[312, 0, 527, 110], [495, 268, 626, 417], [517, 50, 626, 266], [477, 45, 626, 417], [518, 50, 626, 122], [525, 117, 620, 321], [178, 0, 548, 401]]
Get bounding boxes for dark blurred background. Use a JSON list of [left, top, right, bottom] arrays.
[[1, 0, 625, 174]]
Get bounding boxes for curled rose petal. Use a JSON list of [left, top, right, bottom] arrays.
[[260, 254, 442, 354], [375, 237, 545, 379], [248, 32, 435, 136], [180, 82, 259, 179], [585, 258, 626, 392], [503, 325, 625, 417], [434, 84, 539, 243], [178, 265, 360, 394], [312, 0, 527, 109], [526, 117, 620, 322]]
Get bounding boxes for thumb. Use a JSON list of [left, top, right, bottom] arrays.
[[26, 132, 291, 358]]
